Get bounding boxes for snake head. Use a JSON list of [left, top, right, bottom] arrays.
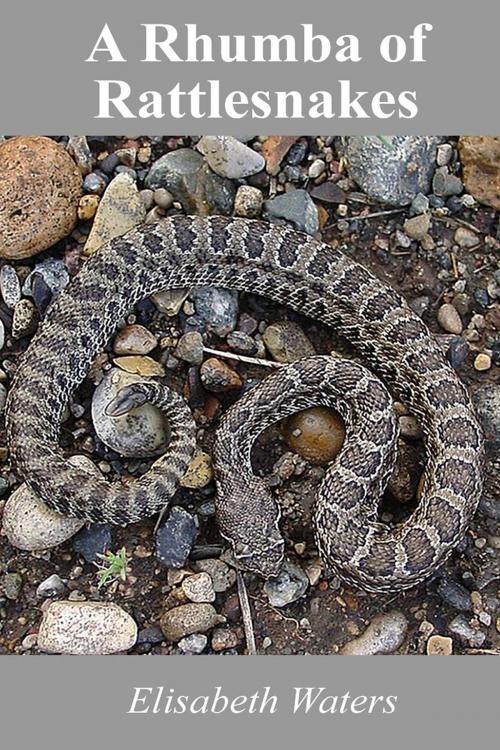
[[233, 532, 285, 579], [106, 384, 149, 417]]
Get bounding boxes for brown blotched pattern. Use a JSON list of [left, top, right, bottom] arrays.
[[6, 216, 484, 593]]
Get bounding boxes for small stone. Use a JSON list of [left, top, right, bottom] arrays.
[[36, 574, 66, 598], [264, 190, 319, 235], [458, 136, 500, 210], [308, 159, 326, 179], [0, 136, 82, 259], [193, 559, 236, 593], [22, 258, 70, 301], [200, 358, 242, 392], [197, 136, 265, 179], [310, 181, 346, 204], [447, 337, 469, 369], [113, 355, 165, 377], [153, 188, 174, 210], [181, 572, 216, 603], [410, 193, 430, 215], [181, 450, 214, 489], [263, 321, 315, 363], [432, 167, 463, 197], [83, 173, 146, 256], [113, 325, 158, 355], [436, 144, 453, 167], [78, 194, 100, 221], [73, 524, 112, 563], [152, 288, 189, 316], [156, 507, 199, 568], [472, 385, 500, 447], [92, 368, 169, 458], [454, 227, 479, 248], [83, 172, 107, 195], [234, 185, 263, 218], [283, 407, 345, 464], [437, 578, 472, 611], [175, 331, 204, 365], [341, 611, 408, 655], [437, 303, 463, 334], [474, 353, 491, 371], [427, 635, 453, 655], [211, 627, 240, 652], [192, 286, 238, 336], [160, 603, 224, 642], [1, 572, 23, 600], [448, 614, 486, 647], [37, 601, 137, 655], [404, 214, 431, 240], [0, 265, 21, 308], [264, 561, 309, 607], [177, 633, 208, 654], [67, 136, 93, 175], [11, 298, 37, 338]]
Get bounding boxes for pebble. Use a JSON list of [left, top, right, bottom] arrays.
[[67, 136, 93, 175], [193, 559, 236, 593], [11, 298, 37, 338], [340, 611, 408, 655], [234, 185, 264, 218], [310, 181, 346, 204], [454, 227, 479, 248], [37, 600, 137, 655], [78, 194, 100, 221], [263, 321, 315, 363], [145, 149, 235, 215], [472, 385, 499, 448], [197, 136, 265, 179], [0, 383, 7, 413], [152, 288, 189, 316], [160, 603, 225, 642], [92, 368, 169, 458], [432, 167, 463, 197], [175, 331, 204, 365], [73, 524, 112, 563], [178, 633, 208, 654], [458, 136, 500, 210], [181, 572, 216, 603], [181, 450, 214, 489], [447, 337, 469, 369], [227, 330, 257, 355], [338, 136, 441, 206], [1, 572, 23, 600], [263, 189, 319, 235], [474, 353, 491, 371], [156, 507, 199, 568], [426, 635, 453, 655], [36, 574, 66, 598], [0, 136, 82, 259], [283, 407, 345, 463], [436, 144, 453, 167], [113, 324, 158, 355], [262, 135, 300, 175], [403, 214, 430, 240], [0, 265, 21, 308], [264, 561, 309, 607], [114, 355, 165, 377], [410, 193, 430, 215], [83, 173, 146, 256], [0, 456, 95, 550], [23, 257, 70, 301], [437, 303, 463, 334], [200, 358, 242, 392], [192, 286, 238, 336], [83, 172, 107, 195], [437, 578, 472, 611], [448, 614, 486, 647], [211, 627, 240, 652]]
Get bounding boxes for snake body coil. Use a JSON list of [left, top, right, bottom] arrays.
[[6, 216, 483, 592]]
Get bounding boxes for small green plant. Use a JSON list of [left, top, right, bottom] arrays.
[[95, 547, 129, 589]]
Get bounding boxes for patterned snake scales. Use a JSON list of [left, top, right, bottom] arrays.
[[6, 216, 484, 593]]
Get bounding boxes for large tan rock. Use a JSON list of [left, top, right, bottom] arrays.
[[459, 136, 500, 210], [0, 136, 82, 259]]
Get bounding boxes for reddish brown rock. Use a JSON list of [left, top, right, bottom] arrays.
[[458, 136, 500, 210], [283, 406, 345, 463], [262, 136, 299, 175], [0, 136, 82, 259]]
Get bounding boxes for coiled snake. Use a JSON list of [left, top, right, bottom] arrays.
[[6, 216, 483, 593]]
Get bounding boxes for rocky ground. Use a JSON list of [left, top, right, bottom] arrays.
[[0, 134, 498, 656]]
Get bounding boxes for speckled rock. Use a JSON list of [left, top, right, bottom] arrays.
[[91, 367, 169, 457], [160, 603, 225, 642], [192, 286, 238, 336], [193, 559, 237, 593], [181, 450, 214, 489], [264, 189, 319, 235], [38, 601, 137, 654], [11, 298, 37, 338], [283, 406, 345, 463], [0, 136, 82, 259], [0, 265, 21, 308], [338, 136, 441, 206], [181, 572, 216, 603], [1, 456, 97, 550], [67, 136, 93, 176], [264, 561, 309, 607], [83, 172, 146, 256], [175, 331, 204, 365], [472, 385, 500, 447], [427, 635, 453, 655], [36, 574, 66, 598], [145, 148, 235, 215], [459, 136, 500, 210], [156, 507, 199, 568], [177, 633, 208, 654], [234, 185, 264, 218], [200, 358, 242, 392], [197, 136, 265, 179], [113, 324, 158, 355], [340, 611, 408, 655], [263, 321, 315, 363]]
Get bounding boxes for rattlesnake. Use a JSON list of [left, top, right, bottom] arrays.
[[6, 215, 484, 593]]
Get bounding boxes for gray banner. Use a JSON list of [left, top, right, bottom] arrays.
[[0, 0, 497, 134], [0, 655, 497, 748]]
